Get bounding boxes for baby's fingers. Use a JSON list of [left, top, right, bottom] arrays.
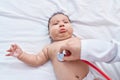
[[6, 49, 12, 52], [5, 52, 14, 56], [11, 44, 17, 51], [6, 44, 16, 56], [6, 53, 11, 56], [7, 44, 17, 52]]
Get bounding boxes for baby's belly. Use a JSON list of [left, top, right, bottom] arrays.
[[51, 59, 89, 80]]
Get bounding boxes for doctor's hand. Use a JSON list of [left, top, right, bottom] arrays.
[[6, 44, 23, 57], [59, 38, 81, 61]]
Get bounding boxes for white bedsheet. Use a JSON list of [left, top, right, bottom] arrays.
[[0, 0, 120, 80]]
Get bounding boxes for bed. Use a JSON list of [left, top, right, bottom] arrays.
[[0, 0, 120, 80]]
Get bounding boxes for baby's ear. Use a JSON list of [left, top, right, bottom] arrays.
[[48, 35, 52, 41], [49, 33, 51, 37]]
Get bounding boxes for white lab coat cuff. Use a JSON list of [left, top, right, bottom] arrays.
[[80, 39, 119, 63]]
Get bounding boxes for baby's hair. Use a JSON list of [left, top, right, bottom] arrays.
[[48, 12, 71, 29]]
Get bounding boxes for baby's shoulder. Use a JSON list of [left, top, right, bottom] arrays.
[[43, 44, 51, 50], [42, 43, 56, 50], [68, 37, 80, 41], [72, 37, 80, 39]]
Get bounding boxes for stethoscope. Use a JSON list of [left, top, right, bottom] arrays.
[[82, 60, 111, 80], [57, 50, 111, 80]]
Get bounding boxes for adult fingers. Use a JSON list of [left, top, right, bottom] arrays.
[[63, 55, 77, 61], [59, 45, 67, 53]]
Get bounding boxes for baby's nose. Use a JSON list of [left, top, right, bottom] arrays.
[[59, 24, 64, 27], [59, 21, 65, 27]]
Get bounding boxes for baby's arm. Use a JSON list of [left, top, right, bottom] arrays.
[[6, 44, 49, 67], [18, 48, 49, 66]]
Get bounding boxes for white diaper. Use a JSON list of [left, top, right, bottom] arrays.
[[83, 70, 95, 80]]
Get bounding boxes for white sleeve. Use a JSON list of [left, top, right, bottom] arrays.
[[81, 39, 120, 63]]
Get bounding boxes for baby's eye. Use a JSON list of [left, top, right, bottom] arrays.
[[53, 22, 58, 25], [64, 21, 68, 24]]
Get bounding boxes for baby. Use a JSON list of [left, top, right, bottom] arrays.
[[6, 12, 89, 80]]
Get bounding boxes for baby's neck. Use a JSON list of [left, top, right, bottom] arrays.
[[52, 35, 76, 42]]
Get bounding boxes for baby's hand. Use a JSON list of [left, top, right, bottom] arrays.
[[6, 44, 23, 57]]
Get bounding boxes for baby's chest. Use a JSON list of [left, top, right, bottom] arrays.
[[48, 43, 64, 59], [51, 44, 61, 53]]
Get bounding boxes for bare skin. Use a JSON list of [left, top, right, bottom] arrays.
[[48, 38, 89, 80], [6, 13, 89, 80]]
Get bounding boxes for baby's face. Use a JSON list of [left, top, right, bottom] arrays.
[[49, 14, 73, 41]]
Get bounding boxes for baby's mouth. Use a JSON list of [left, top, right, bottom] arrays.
[[59, 28, 67, 33]]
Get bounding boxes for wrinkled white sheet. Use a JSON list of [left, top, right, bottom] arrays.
[[0, 0, 120, 80]]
